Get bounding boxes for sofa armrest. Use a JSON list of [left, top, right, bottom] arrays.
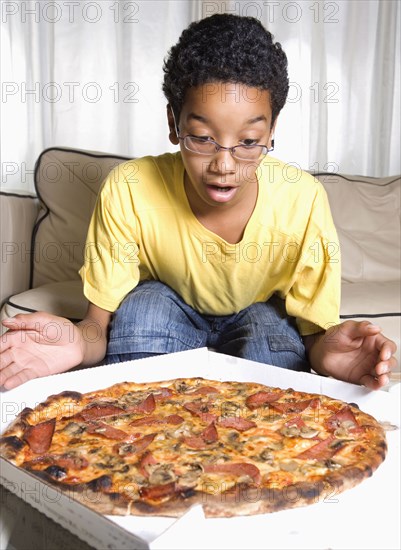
[[0, 191, 40, 307]]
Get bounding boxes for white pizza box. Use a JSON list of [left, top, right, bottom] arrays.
[[0, 348, 400, 550]]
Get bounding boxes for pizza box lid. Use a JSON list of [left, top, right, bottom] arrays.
[[1, 348, 400, 549]]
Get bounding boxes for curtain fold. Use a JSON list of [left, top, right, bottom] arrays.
[[1, 0, 399, 191]]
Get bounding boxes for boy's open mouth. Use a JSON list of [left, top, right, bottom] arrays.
[[205, 184, 238, 203], [209, 185, 233, 192]]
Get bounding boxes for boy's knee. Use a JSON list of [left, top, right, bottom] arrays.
[[117, 281, 177, 314], [109, 280, 204, 345]]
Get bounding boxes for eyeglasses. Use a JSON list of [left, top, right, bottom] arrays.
[[171, 108, 273, 162], [178, 135, 273, 161]]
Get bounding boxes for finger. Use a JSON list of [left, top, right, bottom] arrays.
[[0, 332, 13, 353], [356, 356, 396, 385], [2, 366, 38, 390], [2, 312, 54, 331], [0, 349, 14, 370], [0, 329, 37, 353], [5, 368, 37, 389], [2, 315, 30, 331], [374, 356, 397, 377], [0, 361, 24, 388], [374, 336, 397, 361], [360, 372, 389, 391], [344, 320, 382, 340], [332, 321, 381, 351]]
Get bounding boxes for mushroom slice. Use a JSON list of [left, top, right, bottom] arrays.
[[300, 426, 320, 439], [177, 462, 203, 488], [280, 426, 300, 438], [148, 465, 177, 485]]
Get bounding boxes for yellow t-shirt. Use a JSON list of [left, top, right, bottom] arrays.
[[79, 152, 341, 335]]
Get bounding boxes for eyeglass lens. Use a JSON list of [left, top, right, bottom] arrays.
[[184, 137, 265, 160]]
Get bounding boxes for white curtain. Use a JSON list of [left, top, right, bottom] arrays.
[[265, 0, 401, 177], [1, 0, 399, 192]]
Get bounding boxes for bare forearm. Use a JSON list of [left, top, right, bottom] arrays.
[[77, 305, 111, 366], [302, 332, 329, 376], [76, 320, 107, 366]]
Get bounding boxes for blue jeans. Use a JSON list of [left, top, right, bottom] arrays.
[[104, 281, 309, 372]]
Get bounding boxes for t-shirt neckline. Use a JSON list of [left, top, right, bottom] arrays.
[[175, 154, 264, 246]]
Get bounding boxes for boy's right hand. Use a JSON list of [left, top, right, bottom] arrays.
[[0, 312, 85, 390]]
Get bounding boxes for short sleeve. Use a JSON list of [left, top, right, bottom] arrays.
[[285, 187, 341, 335], [79, 165, 140, 312]]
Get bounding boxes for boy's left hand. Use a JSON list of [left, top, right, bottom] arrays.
[[306, 320, 398, 390]]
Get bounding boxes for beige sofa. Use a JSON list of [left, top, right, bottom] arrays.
[[1, 147, 400, 369]]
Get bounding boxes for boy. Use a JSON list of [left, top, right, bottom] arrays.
[[0, 14, 397, 389]]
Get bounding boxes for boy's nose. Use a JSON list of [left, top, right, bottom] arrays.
[[209, 149, 236, 173]]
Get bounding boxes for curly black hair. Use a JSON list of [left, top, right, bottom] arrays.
[[162, 14, 289, 127]]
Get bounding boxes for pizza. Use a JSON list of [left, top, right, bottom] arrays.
[[0, 377, 387, 518]]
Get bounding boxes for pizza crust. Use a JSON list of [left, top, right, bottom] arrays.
[[0, 377, 388, 518]]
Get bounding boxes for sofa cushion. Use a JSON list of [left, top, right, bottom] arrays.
[[315, 173, 400, 283], [32, 147, 131, 288], [340, 280, 401, 317], [340, 281, 400, 361], [1, 281, 88, 322], [0, 191, 39, 306]]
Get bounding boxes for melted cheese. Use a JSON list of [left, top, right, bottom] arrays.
[[1, 378, 386, 509]]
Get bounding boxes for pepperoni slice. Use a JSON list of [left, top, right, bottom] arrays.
[[139, 481, 177, 501], [80, 403, 125, 420], [183, 422, 218, 449], [165, 414, 185, 425], [270, 399, 319, 414], [131, 433, 156, 453], [201, 422, 219, 443], [284, 416, 306, 429], [245, 391, 283, 410], [130, 415, 162, 426], [183, 436, 208, 449], [218, 417, 257, 432], [128, 394, 156, 414], [130, 414, 184, 427], [204, 462, 261, 484], [24, 418, 56, 454], [138, 451, 158, 478], [115, 433, 156, 455], [297, 436, 345, 460], [153, 388, 175, 401], [23, 454, 89, 470], [86, 422, 128, 440], [325, 406, 358, 431], [183, 402, 217, 423]]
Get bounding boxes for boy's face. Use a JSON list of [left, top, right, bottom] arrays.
[[169, 82, 275, 210]]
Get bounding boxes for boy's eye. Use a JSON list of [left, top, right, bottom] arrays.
[[240, 139, 259, 147], [191, 135, 214, 142]]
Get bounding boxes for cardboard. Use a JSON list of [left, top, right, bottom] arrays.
[[1, 348, 400, 549]]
